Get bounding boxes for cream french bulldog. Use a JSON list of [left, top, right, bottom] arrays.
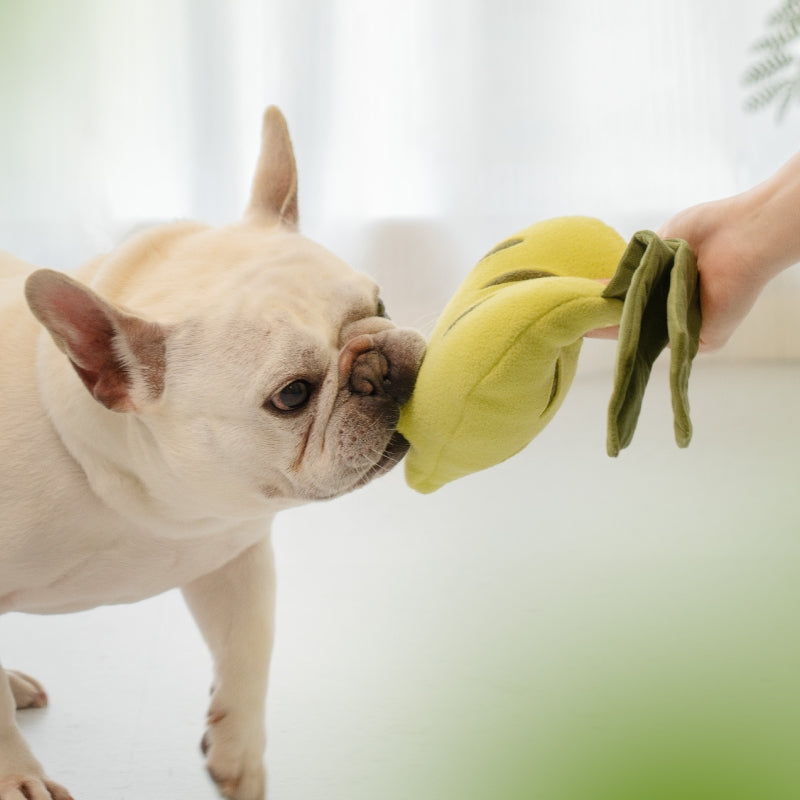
[[0, 106, 426, 800]]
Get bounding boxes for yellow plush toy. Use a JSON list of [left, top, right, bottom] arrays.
[[397, 216, 700, 494]]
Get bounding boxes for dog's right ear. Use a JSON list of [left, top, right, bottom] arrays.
[[25, 270, 167, 413], [245, 105, 299, 228]]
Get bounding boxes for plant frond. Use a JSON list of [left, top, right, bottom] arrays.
[[768, 0, 800, 27], [742, 51, 793, 84], [751, 20, 800, 52], [744, 1, 800, 121], [744, 78, 794, 111]]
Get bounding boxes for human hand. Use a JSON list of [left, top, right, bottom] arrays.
[[587, 201, 762, 352], [656, 196, 764, 352], [590, 149, 800, 351]]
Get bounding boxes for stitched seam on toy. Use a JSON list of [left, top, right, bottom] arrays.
[[443, 298, 490, 337], [443, 272, 558, 337], [428, 295, 587, 483], [543, 358, 560, 415], [478, 237, 524, 261], [482, 270, 555, 288]]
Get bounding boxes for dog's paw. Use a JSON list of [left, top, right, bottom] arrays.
[[8, 671, 48, 710], [200, 708, 266, 800], [0, 776, 73, 800], [0, 721, 71, 800]]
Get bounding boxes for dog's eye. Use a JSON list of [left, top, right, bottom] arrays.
[[376, 297, 389, 318], [270, 380, 313, 412]]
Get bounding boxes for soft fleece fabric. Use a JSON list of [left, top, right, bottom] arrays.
[[399, 217, 701, 493]]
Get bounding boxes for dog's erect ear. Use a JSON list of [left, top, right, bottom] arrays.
[[25, 270, 167, 413], [246, 105, 299, 228]]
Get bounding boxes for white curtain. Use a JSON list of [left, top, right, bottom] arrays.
[[0, 0, 797, 352]]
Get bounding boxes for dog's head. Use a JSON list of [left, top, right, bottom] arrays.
[[25, 107, 426, 515]]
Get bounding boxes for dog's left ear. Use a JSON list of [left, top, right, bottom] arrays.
[[246, 105, 299, 228], [25, 269, 167, 413]]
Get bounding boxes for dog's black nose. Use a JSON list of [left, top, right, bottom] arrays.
[[349, 348, 391, 397], [340, 333, 419, 405]]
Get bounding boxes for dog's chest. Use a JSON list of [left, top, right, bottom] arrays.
[[0, 512, 268, 615]]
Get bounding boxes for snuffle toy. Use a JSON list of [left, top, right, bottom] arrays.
[[397, 217, 701, 494]]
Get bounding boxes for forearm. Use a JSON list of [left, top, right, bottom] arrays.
[[735, 150, 800, 279]]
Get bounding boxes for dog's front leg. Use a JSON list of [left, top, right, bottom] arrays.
[[0, 661, 72, 800], [182, 536, 276, 800]]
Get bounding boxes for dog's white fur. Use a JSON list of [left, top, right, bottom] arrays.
[[0, 107, 425, 800]]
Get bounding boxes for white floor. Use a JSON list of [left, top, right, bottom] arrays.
[[3, 359, 800, 800]]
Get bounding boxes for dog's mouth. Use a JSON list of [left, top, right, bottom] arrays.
[[295, 429, 410, 502], [353, 430, 410, 490]]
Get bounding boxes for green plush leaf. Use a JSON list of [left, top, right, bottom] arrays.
[[604, 233, 701, 457], [666, 240, 701, 447]]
